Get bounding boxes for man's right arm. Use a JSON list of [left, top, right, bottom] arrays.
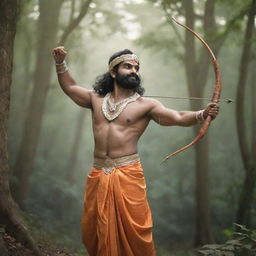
[[52, 46, 92, 109], [147, 98, 219, 126]]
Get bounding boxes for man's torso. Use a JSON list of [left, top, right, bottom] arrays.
[[91, 92, 153, 159]]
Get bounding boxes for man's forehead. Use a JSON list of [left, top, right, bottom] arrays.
[[108, 53, 139, 71], [122, 60, 139, 66]]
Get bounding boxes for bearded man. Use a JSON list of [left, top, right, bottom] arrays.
[[52, 47, 219, 256]]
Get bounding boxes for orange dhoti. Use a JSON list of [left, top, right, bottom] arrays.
[[82, 154, 156, 256]]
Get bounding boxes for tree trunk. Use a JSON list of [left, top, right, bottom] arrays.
[[19, 22, 34, 111], [182, 0, 216, 245], [12, 0, 63, 208], [235, 0, 256, 226], [0, 0, 41, 254], [236, 169, 256, 227], [66, 109, 87, 184], [194, 140, 214, 245], [0, 228, 8, 256]]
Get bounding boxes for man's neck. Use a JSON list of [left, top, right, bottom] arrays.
[[111, 83, 135, 102]]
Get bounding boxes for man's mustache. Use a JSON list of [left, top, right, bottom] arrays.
[[125, 73, 140, 81]]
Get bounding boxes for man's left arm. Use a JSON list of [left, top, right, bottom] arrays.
[[148, 99, 219, 126]]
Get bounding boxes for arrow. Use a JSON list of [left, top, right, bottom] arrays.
[[144, 95, 233, 103]]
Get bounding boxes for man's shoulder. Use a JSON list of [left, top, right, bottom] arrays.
[[134, 96, 163, 117], [91, 91, 104, 100], [138, 96, 162, 108]]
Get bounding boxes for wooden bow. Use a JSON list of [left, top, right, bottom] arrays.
[[161, 17, 222, 163]]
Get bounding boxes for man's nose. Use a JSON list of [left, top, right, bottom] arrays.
[[131, 66, 138, 73]]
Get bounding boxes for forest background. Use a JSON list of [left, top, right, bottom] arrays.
[[0, 0, 256, 255]]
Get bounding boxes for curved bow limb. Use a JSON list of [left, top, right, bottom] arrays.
[[161, 17, 222, 163]]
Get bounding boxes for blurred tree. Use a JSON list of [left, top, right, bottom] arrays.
[[13, 0, 93, 208], [13, 0, 64, 208], [15, 2, 36, 110], [65, 109, 88, 184], [0, 0, 41, 255], [235, 0, 256, 228]]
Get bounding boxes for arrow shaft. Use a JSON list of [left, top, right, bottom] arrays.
[[144, 95, 232, 103]]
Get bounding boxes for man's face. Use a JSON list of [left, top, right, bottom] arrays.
[[115, 60, 141, 89]]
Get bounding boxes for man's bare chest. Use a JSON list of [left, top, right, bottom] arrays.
[[91, 97, 150, 126]]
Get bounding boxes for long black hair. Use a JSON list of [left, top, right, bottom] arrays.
[[93, 49, 145, 96]]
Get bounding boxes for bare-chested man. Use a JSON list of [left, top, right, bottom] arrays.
[[52, 47, 219, 256]]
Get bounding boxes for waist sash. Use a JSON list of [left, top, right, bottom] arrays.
[[93, 153, 140, 174]]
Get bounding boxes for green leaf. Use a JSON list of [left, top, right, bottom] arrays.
[[201, 244, 222, 250], [224, 229, 233, 237], [233, 223, 250, 233], [225, 239, 243, 246]]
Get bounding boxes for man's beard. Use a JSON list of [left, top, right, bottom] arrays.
[[115, 72, 141, 90]]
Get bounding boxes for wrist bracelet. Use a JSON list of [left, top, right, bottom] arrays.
[[55, 60, 69, 74], [55, 60, 65, 65], [195, 110, 205, 122]]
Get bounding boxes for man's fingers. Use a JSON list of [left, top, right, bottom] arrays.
[[52, 47, 67, 67], [52, 46, 66, 55], [52, 47, 67, 65], [209, 108, 219, 113], [205, 102, 220, 120], [59, 49, 67, 55], [54, 46, 65, 50], [55, 49, 66, 55], [207, 102, 219, 108], [208, 103, 220, 112]]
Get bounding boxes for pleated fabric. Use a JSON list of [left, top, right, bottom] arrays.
[[81, 161, 156, 256]]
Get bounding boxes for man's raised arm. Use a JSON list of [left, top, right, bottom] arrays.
[[147, 99, 219, 126], [52, 46, 92, 109]]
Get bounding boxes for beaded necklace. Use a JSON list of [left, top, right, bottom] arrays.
[[102, 92, 140, 121]]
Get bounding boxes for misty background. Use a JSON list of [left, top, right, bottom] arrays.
[[6, 0, 255, 255]]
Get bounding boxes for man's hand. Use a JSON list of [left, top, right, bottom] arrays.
[[203, 103, 220, 120], [52, 46, 67, 64]]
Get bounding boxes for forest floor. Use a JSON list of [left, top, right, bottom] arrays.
[[2, 230, 196, 256], [2, 230, 200, 256], [2, 231, 85, 256]]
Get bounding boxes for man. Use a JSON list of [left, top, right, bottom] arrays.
[[52, 47, 219, 256]]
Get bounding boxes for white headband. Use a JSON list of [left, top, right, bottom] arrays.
[[109, 53, 139, 71]]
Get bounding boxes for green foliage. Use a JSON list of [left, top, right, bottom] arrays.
[[136, 23, 182, 58], [197, 224, 256, 256]]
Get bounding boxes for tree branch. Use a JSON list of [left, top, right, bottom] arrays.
[[68, 0, 76, 25], [58, 0, 93, 45], [195, 0, 216, 93], [162, 4, 184, 46], [181, 0, 197, 96]]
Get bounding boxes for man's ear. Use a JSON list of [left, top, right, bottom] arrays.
[[110, 70, 116, 78]]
